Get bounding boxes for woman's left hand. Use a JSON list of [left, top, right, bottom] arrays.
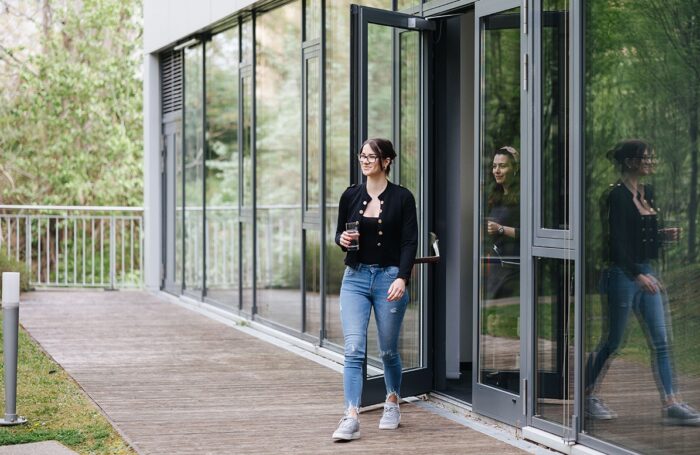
[[387, 278, 406, 302]]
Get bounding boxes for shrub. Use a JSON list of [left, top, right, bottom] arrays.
[[0, 250, 31, 294]]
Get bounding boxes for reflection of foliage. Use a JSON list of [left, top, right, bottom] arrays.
[[256, 2, 302, 207], [482, 303, 519, 339], [584, 2, 700, 384], [206, 27, 239, 208], [482, 15, 521, 156], [585, 0, 700, 271], [0, 249, 31, 292]]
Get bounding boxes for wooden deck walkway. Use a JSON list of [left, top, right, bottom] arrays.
[[17, 291, 529, 455]]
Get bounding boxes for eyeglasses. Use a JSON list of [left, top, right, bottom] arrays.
[[357, 153, 379, 163]]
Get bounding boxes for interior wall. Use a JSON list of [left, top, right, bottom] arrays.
[[459, 10, 475, 364], [441, 9, 475, 382]]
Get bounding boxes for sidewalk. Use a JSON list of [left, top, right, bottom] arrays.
[[16, 291, 538, 454]]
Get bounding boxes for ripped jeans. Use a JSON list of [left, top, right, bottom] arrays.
[[585, 264, 676, 400], [339, 264, 409, 411]]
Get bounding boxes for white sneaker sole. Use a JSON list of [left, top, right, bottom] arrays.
[[663, 417, 700, 427], [378, 420, 400, 430], [332, 431, 361, 440], [585, 412, 616, 420]]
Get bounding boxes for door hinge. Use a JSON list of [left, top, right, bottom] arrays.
[[408, 17, 436, 31], [523, 0, 528, 34], [160, 264, 165, 283], [523, 53, 529, 91], [522, 378, 528, 415], [160, 135, 166, 173]]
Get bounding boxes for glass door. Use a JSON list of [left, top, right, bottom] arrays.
[[350, 4, 434, 406], [163, 115, 182, 294], [473, 0, 526, 426]]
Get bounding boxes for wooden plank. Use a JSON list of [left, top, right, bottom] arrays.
[[19, 291, 526, 455]]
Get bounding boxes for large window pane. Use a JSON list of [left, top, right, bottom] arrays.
[[184, 44, 204, 293], [304, 229, 321, 337], [304, 0, 321, 41], [397, 29, 421, 371], [478, 8, 521, 394], [366, 23, 392, 140], [205, 27, 239, 308], [175, 128, 183, 289], [541, 0, 569, 231], [255, 1, 303, 331], [324, 0, 392, 348], [584, 2, 700, 453], [535, 257, 574, 430], [306, 56, 321, 211]]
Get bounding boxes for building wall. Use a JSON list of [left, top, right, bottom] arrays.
[[144, 0, 256, 53]]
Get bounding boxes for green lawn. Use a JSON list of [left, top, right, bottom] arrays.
[[0, 312, 135, 454]]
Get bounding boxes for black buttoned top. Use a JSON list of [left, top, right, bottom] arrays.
[[335, 181, 418, 282], [606, 182, 661, 278]]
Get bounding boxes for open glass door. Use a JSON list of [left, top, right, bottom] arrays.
[[350, 4, 434, 406], [473, 0, 526, 426]]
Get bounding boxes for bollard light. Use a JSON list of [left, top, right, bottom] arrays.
[[1, 272, 27, 426]]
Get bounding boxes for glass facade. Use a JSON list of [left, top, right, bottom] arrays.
[[157, 1, 700, 453], [583, 1, 700, 452]]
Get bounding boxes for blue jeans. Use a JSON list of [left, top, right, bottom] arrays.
[[586, 264, 676, 399], [339, 264, 410, 411]]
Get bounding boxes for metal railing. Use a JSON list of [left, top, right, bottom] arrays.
[[0, 205, 144, 289]]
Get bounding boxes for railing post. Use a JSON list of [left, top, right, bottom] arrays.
[[109, 215, 116, 290], [25, 217, 32, 284]]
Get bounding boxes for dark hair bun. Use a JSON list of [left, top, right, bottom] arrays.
[[609, 139, 651, 165]]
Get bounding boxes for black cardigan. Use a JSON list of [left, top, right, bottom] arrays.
[[606, 182, 661, 278], [335, 181, 418, 282]]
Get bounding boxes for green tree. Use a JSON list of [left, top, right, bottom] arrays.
[[0, 0, 143, 207]]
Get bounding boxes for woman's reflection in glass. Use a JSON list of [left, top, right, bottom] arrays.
[[585, 139, 700, 426], [485, 146, 520, 299]]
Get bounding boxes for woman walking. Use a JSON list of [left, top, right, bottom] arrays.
[[332, 138, 418, 441]]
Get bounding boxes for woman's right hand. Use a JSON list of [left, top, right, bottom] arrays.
[[487, 221, 500, 236], [660, 227, 681, 242], [636, 273, 660, 294], [339, 230, 360, 248]]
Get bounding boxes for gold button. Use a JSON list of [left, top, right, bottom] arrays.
[[377, 242, 382, 246], [363, 201, 367, 205], [380, 200, 384, 204], [359, 210, 364, 214], [379, 231, 383, 235], [378, 219, 382, 224]]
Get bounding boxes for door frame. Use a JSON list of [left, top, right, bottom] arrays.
[[471, 0, 529, 427]]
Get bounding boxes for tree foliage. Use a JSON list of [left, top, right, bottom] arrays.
[[0, 0, 143, 207]]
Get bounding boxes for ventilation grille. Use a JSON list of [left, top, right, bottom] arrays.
[[160, 50, 183, 115]]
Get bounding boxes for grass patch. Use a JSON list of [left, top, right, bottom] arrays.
[[0, 312, 135, 454]]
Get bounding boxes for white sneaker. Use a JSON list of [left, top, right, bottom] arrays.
[[332, 415, 360, 440], [585, 395, 617, 420], [378, 402, 401, 430]]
